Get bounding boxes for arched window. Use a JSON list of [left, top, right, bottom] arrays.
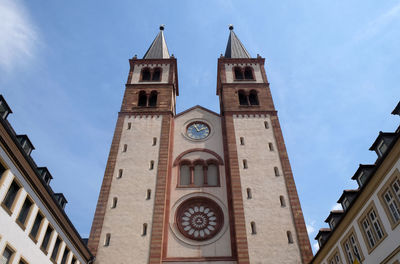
[[104, 233, 111, 246], [179, 164, 190, 186], [148, 91, 157, 107], [244, 67, 254, 79], [249, 90, 259, 105], [207, 164, 218, 186], [111, 197, 118, 208], [138, 91, 147, 106], [238, 90, 248, 105], [247, 188, 252, 199], [251, 221, 257, 234], [141, 68, 151, 81], [152, 68, 161, 81], [142, 223, 148, 236], [280, 195, 286, 207], [234, 67, 244, 80], [274, 167, 280, 177], [193, 164, 204, 186], [287, 231, 294, 244], [264, 121, 269, 129]]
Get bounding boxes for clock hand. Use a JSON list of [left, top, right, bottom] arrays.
[[193, 124, 200, 132], [199, 127, 207, 131]]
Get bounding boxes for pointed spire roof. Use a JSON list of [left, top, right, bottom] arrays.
[[224, 25, 251, 59], [143, 25, 170, 59]]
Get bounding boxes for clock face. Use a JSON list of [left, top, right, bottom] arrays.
[[187, 122, 210, 140]]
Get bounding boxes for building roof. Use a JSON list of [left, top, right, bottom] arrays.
[[392, 101, 400, 116], [143, 25, 170, 59], [224, 25, 251, 59]]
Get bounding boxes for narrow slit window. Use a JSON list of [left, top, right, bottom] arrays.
[[123, 144, 127, 152], [274, 167, 280, 176], [111, 197, 118, 208], [146, 189, 151, 200], [2, 180, 21, 213], [60, 247, 70, 264], [142, 223, 148, 236], [50, 236, 61, 262], [264, 121, 269, 129], [269, 143, 274, 151], [41, 225, 54, 253], [243, 159, 248, 169], [104, 233, 111, 246], [127, 122, 131, 130], [117, 169, 123, 179], [287, 231, 294, 244], [152, 137, 157, 146], [247, 188, 252, 199], [150, 160, 154, 170], [29, 212, 44, 241], [251, 221, 256, 234], [240, 137, 245, 145], [17, 196, 33, 228], [280, 196, 286, 207]]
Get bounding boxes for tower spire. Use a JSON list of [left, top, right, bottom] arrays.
[[224, 25, 251, 58], [143, 25, 170, 59]]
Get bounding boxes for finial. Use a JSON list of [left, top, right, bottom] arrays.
[[160, 24, 165, 31], [229, 24, 234, 30]]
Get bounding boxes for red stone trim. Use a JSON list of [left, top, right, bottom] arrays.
[[149, 115, 173, 263], [270, 114, 313, 263], [88, 113, 125, 256], [173, 148, 224, 166], [175, 105, 220, 118], [221, 115, 250, 263]]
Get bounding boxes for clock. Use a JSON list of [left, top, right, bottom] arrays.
[[186, 122, 210, 140]]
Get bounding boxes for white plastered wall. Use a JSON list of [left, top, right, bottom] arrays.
[[0, 148, 84, 264], [319, 158, 400, 264], [233, 114, 302, 264], [95, 115, 162, 264], [166, 108, 234, 260]]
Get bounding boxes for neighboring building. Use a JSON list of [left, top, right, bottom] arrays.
[[0, 95, 93, 264], [88, 26, 312, 263], [312, 103, 400, 264]]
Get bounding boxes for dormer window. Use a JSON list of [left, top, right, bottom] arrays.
[[37, 167, 53, 185], [318, 237, 323, 247], [16, 135, 34, 156], [0, 95, 12, 120], [377, 140, 387, 156], [358, 171, 368, 187], [329, 219, 336, 229], [342, 197, 350, 210]]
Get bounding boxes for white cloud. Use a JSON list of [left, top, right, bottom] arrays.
[[313, 242, 320, 252], [306, 220, 316, 235], [0, 0, 38, 72], [354, 2, 400, 42], [331, 203, 342, 211]]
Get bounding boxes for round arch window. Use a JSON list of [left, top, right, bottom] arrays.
[[176, 197, 224, 241]]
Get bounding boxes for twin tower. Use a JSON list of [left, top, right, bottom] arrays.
[[87, 26, 312, 264]]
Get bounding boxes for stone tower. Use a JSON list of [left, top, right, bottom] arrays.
[[88, 26, 312, 264]]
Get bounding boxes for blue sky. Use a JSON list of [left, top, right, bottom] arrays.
[[1, 0, 399, 253]]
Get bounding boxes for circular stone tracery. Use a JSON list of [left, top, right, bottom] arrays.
[[176, 197, 223, 241]]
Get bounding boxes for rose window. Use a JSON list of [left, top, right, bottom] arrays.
[[176, 197, 223, 241]]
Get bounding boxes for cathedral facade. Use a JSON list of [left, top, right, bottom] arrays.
[[88, 26, 312, 264]]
